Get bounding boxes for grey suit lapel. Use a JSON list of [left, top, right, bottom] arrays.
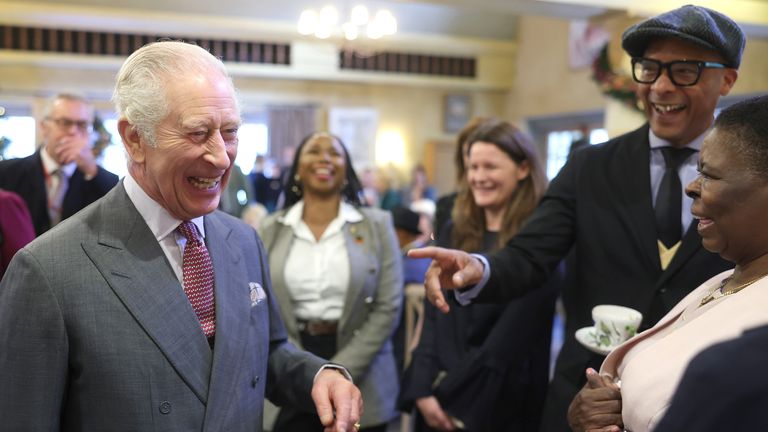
[[202, 212, 251, 428], [339, 219, 372, 333], [82, 184, 213, 404], [265, 221, 300, 338]]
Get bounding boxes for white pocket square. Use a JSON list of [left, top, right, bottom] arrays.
[[249, 282, 266, 307]]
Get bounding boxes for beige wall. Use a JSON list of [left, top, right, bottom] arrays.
[[507, 15, 606, 124], [232, 77, 507, 167], [3, 13, 767, 187], [0, 60, 507, 186]]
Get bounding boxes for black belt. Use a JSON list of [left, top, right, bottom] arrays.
[[297, 320, 339, 336]]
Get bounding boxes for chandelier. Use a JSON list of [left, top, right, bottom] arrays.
[[297, 5, 397, 41]]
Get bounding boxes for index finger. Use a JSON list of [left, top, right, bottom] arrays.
[[331, 396, 352, 432], [407, 245, 443, 260], [424, 262, 449, 313]]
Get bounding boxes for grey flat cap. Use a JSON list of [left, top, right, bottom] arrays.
[[622, 4, 745, 68]]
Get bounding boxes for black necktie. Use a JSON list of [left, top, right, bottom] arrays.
[[655, 147, 695, 248]]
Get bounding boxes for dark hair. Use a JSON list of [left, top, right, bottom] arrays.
[[451, 120, 547, 252], [282, 132, 365, 208], [714, 95, 768, 177]]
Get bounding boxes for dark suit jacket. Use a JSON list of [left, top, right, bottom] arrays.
[[654, 324, 768, 432], [400, 226, 559, 432], [476, 124, 733, 431], [0, 183, 325, 431], [0, 151, 119, 236]]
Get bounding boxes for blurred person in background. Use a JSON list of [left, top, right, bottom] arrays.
[[402, 164, 436, 207], [400, 120, 559, 431], [259, 132, 403, 432], [390, 206, 433, 374], [359, 167, 380, 207], [0, 93, 118, 236], [374, 165, 403, 211], [219, 165, 254, 218], [0, 189, 35, 278], [433, 117, 494, 241]]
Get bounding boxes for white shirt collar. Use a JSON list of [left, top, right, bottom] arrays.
[[279, 200, 363, 238], [648, 128, 708, 151], [123, 174, 205, 241], [39, 146, 76, 177]]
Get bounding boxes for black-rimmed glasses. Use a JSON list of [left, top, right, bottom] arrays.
[[631, 57, 727, 87], [47, 117, 93, 133]]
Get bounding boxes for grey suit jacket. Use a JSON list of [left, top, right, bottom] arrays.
[[0, 183, 325, 431], [259, 205, 403, 427]]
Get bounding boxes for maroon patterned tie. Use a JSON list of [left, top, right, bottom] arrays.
[[177, 221, 216, 338]]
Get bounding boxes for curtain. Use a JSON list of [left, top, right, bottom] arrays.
[[266, 105, 317, 167]]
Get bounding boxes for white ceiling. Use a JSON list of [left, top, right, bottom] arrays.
[[8, 0, 768, 40]]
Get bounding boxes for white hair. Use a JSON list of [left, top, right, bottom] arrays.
[[112, 40, 241, 146]]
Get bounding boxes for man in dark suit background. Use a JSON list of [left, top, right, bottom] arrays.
[[0, 41, 361, 431], [411, 5, 742, 430], [0, 93, 118, 236]]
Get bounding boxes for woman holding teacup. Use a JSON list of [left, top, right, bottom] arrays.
[[568, 95, 768, 432]]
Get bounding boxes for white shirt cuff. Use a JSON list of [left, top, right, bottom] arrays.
[[314, 363, 353, 383], [453, 254, 489, 305]]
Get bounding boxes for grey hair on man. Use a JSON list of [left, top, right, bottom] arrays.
[[112, 41, 241, 146], [41, 93, 94, 120]]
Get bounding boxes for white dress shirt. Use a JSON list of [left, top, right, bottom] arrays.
[[40, 146, 77, 192], [40, 147, 77, 223], [123, 174, 205, 285], [279, 200, 363, 321]]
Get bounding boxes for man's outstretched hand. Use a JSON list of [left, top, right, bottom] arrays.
[[407, 246, 484, 313]]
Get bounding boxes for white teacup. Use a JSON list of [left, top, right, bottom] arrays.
[[591, 305, 643, 349]]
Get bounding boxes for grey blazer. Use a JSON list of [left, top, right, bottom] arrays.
[[260, 205, 403, 427], [0, 183, 325, 431]]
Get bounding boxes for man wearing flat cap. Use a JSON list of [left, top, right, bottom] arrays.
[[408, 5, 743, 431]]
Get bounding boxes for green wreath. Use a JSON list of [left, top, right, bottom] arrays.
[[591, 44, 642, 112]]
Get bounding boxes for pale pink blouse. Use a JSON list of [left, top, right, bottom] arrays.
[[601, 269, 768, 432]]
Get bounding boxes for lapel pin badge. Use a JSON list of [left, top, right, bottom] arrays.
[[249, 282, 266, 307]]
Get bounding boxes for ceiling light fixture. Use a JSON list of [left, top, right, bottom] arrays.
[[298, 4, 397, 41]]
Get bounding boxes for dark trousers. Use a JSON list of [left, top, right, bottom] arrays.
[[272, 332, 387, 432]]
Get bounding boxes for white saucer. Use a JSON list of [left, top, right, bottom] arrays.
[[575, 326, 617, 356]]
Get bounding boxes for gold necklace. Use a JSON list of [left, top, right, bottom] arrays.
[[699, 274, 768, 307]]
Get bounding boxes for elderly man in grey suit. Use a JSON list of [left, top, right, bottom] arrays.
[[0, 41, 362, 432]]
